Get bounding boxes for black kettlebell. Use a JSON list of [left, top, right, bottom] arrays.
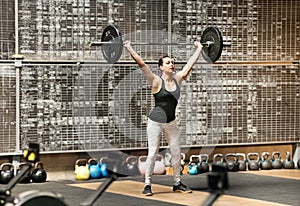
[[125, 156, 140, 176], [0, 163, 14, 184], [198, 154, 209, 173], [260, 152, 272, 170], [213, 153, 225, 167], [247, 152, 260, 170], [224, 153, 238, 172], [236, 153, 247, 171], [271, 151, 283, 169], [18, 162, 31, 183], [31, 162, 47, 183], [180, 153, 186, 175], [282, 151, 295, 169]]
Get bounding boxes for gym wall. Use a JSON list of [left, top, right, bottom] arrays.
[[0, 0, 299, 154]]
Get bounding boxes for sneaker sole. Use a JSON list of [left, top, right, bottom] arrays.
[[144, 193, 153, 196], [173, 190, 193, 193]]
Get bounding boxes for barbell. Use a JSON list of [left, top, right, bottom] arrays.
[[89, 24, 231, 64]]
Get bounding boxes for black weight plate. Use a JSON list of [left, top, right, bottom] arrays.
[[101, 24, 123, 64], [201, 27, 223, 62]]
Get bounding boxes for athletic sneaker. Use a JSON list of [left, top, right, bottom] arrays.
[[173, 181, 192, 193], [143, 185, 153, 196]]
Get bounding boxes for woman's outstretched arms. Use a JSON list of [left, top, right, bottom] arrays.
[[123, 41, 160, 92], [176, 42, 203, 83]]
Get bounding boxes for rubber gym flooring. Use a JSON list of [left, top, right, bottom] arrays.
[[7, 169, 300, 206]]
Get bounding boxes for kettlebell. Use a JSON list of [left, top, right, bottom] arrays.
[[0, 163, 14, 184], [74, 159, 90, 180], [236, 153, 247, 171], [188, 155, 199, 175], [165, 152, 172, 167], [88, 158, 102, 179], [31, 162, 47, 183], [100, 156, 119, 176], [180, 153, 188, 175], [282, 151, 295, 169], [180, 153, 186, 166], [260, 152, 272, 170], [125, 156, 140, 176], [138, 156, 147, 175], [224, 153, 238, 172], [154, 155, 166, 175], [165, 152, 173, 175], [212, 153, 225, 167], [247, 152, 260, 170], [271, 151, 283, 169], [198, 154, 210, 173], [18, 162, 31, 183], [99, 158, 108, 178], [138, 155, 165, 175]]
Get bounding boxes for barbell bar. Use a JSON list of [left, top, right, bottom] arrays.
[[89, 24, 232, 63], [90, 41, 231, 47]]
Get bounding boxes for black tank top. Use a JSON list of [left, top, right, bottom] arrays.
[[148, 78, 180, 123]]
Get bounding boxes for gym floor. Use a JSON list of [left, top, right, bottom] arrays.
[[7, 169, 300, 206]]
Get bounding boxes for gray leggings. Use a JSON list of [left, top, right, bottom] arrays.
[[145, 118, 182, 185]]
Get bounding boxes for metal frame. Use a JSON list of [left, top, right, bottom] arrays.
[[15, 0, 20, 153]]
